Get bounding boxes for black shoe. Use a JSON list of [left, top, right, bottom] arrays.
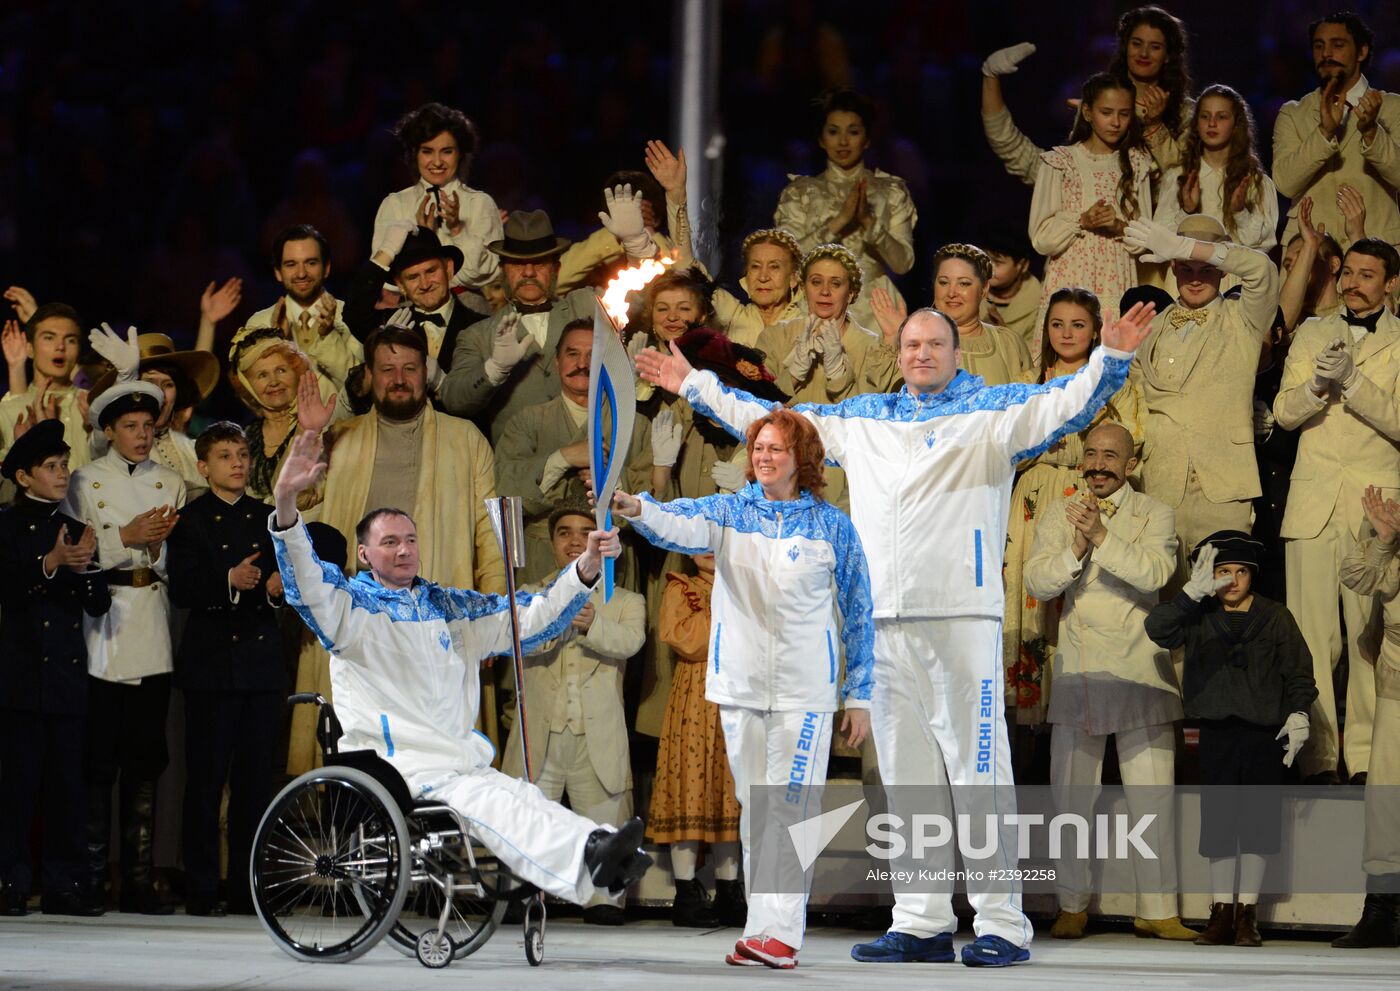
[[713, 878, 747, 928], [0, 884, 30, 916], [671, 877, 720, 928], [1303, 770, 1340, 785], [584, 818, 650, 895], [119, 881, 176, 916], [1332, 894, 1400, 948], [41, 887, 104, 917], [582, 904, 626, 926], [1350, 772, 1369, 786], [186, 895, 227, 918]]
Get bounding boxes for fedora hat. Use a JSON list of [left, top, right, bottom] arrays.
[[90, 333, 220, 403], [487, 210, 571, 261], [389, 225, 465, 279]]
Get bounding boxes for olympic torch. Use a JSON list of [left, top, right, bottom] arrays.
[[589, 257, 672, 600]]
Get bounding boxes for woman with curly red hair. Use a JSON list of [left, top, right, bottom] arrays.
[[612, 407, 874, 969]]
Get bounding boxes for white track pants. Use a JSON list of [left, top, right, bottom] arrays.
[[721, 706, 833, 949], [415, 765, 602, 905], [871, 617, 1032, 947], [1050, 721, 1179, 919]]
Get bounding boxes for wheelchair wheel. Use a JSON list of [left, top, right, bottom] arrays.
[[250, 766, 412, 963], [374, 861, 507, 961]]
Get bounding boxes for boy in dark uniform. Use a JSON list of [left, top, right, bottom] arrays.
[[0, 420, 111, 915], [1145, 531, 1316, 947], [166, 422, 285, 916]]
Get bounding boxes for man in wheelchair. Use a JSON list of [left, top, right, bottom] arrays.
[[268, 429, 652, 907]]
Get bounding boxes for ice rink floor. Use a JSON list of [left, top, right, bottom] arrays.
[[1, 914, 1394, 990]]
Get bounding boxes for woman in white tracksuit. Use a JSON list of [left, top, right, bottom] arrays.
[[612, 408, 875, 970]]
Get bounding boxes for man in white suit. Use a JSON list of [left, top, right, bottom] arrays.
[[1274, 238, 1400, 784], [1024, 422, 1192, 941], [503, 506, 646, 924]]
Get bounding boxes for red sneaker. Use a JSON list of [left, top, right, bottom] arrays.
[[726, 938, 765, 966], [735, 935, 799, 969]]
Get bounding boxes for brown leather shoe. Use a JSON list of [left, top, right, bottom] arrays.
[[1134, 915, 1198, 940], [1050, 910, 1088, 939], [1234, 903, 1262, 946], [1194, 902, 1235, 945]]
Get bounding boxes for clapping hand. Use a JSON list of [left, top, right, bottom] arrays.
[[1139, 84, 1168, 127], [1180, 171, 1202, 214], [229, 551, 262, 591], [1361, 484, 1400, 543], [571, 601, 596, 632], [1354, 89, 1382, 141], [120, 505, 179, 554], [1337, 183, 1367, 242], [1319, 75, 1347, 139], [2, 319, 27, 367], [45, 524, 97, 574]]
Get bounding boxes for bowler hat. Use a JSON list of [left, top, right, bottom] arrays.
[[389, 225, 465, 279]]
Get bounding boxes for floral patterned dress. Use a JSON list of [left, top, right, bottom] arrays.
[[1030, 143, 1154, 329], [645, 570, 741, 844], [1002, 366, 1145, 725]]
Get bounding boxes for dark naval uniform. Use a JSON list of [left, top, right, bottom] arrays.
[[0, 496, 111, 912], [166, 490, 286, 911]]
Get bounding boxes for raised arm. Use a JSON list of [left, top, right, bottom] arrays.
[[980, 44, 1042, 186]]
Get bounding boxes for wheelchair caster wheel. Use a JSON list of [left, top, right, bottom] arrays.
[[416, 930, 454, 969], [525, 924, 544, 966]]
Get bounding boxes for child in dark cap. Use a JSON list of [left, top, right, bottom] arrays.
[[1145, 529, 1317, 948]]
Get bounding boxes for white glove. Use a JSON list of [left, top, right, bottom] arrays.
[[385, 306, 416, 330], [1315, 343, 1357, 387], [374, 220, 417, 262], [425, 354, 444, 394], [89, 322, 142, 382], [1123, 218, 1195, 264], [815, 318, 849, 378], [651, 410, 684, 467], [1276, 711, 1310, 768], [483, 313, 531, 385], [1183, 544, 1233, 602], [1252, 398, 1275, 440], [710, 459, 748, 493], [599, 184, 658, 259], [982, 42, 1036, 78]]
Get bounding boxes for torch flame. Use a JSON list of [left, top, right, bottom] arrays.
[[601, 255, 674, 330]]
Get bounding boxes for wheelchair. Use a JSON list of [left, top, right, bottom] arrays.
[[249, 694, 549, 968]]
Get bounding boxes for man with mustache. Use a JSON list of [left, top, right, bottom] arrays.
[[1023, 421, 1192, 941], [1121, 215, 1279, 581], [440, 210, 604, 442], [494, 321, 654, 583], [243, 225, 363, 394], [1273, 237, 1400, 785], [1274, 11, 1400, 249]]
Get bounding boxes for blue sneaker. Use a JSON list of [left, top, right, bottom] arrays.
[[960, 934, 1030, 967], [850, 931, 955, 962]]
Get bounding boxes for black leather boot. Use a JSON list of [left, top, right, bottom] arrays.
[[1194, 902, 1235, 945], [712, 877, 747, 927], [0, 881, 29, 916], [583, 818, 652, 895], [83, 784, 113, 914], [118, 779, 174, 915], [671, 878, 720, 928], [1332, 893, 1400, 948], [1234, 903, 1262, 946]]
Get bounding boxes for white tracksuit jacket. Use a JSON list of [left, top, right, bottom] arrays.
[[680, 346, 1134, 619], [629, 482, 875, 713], [270, 513, 593, 783]]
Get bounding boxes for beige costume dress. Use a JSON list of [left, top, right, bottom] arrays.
[[775, 162, 917, 330], [958, 322, 1033, 386], [981, 275, 1044, 360]]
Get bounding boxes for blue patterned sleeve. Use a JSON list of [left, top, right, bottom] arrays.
[[681, 370, 781, 443], [442, 563, 594, 659], [1003, 346, 1132, 463], [829, 508, 875, 707], [629, 493, 727, 555], [269, 512, 362, 655]]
